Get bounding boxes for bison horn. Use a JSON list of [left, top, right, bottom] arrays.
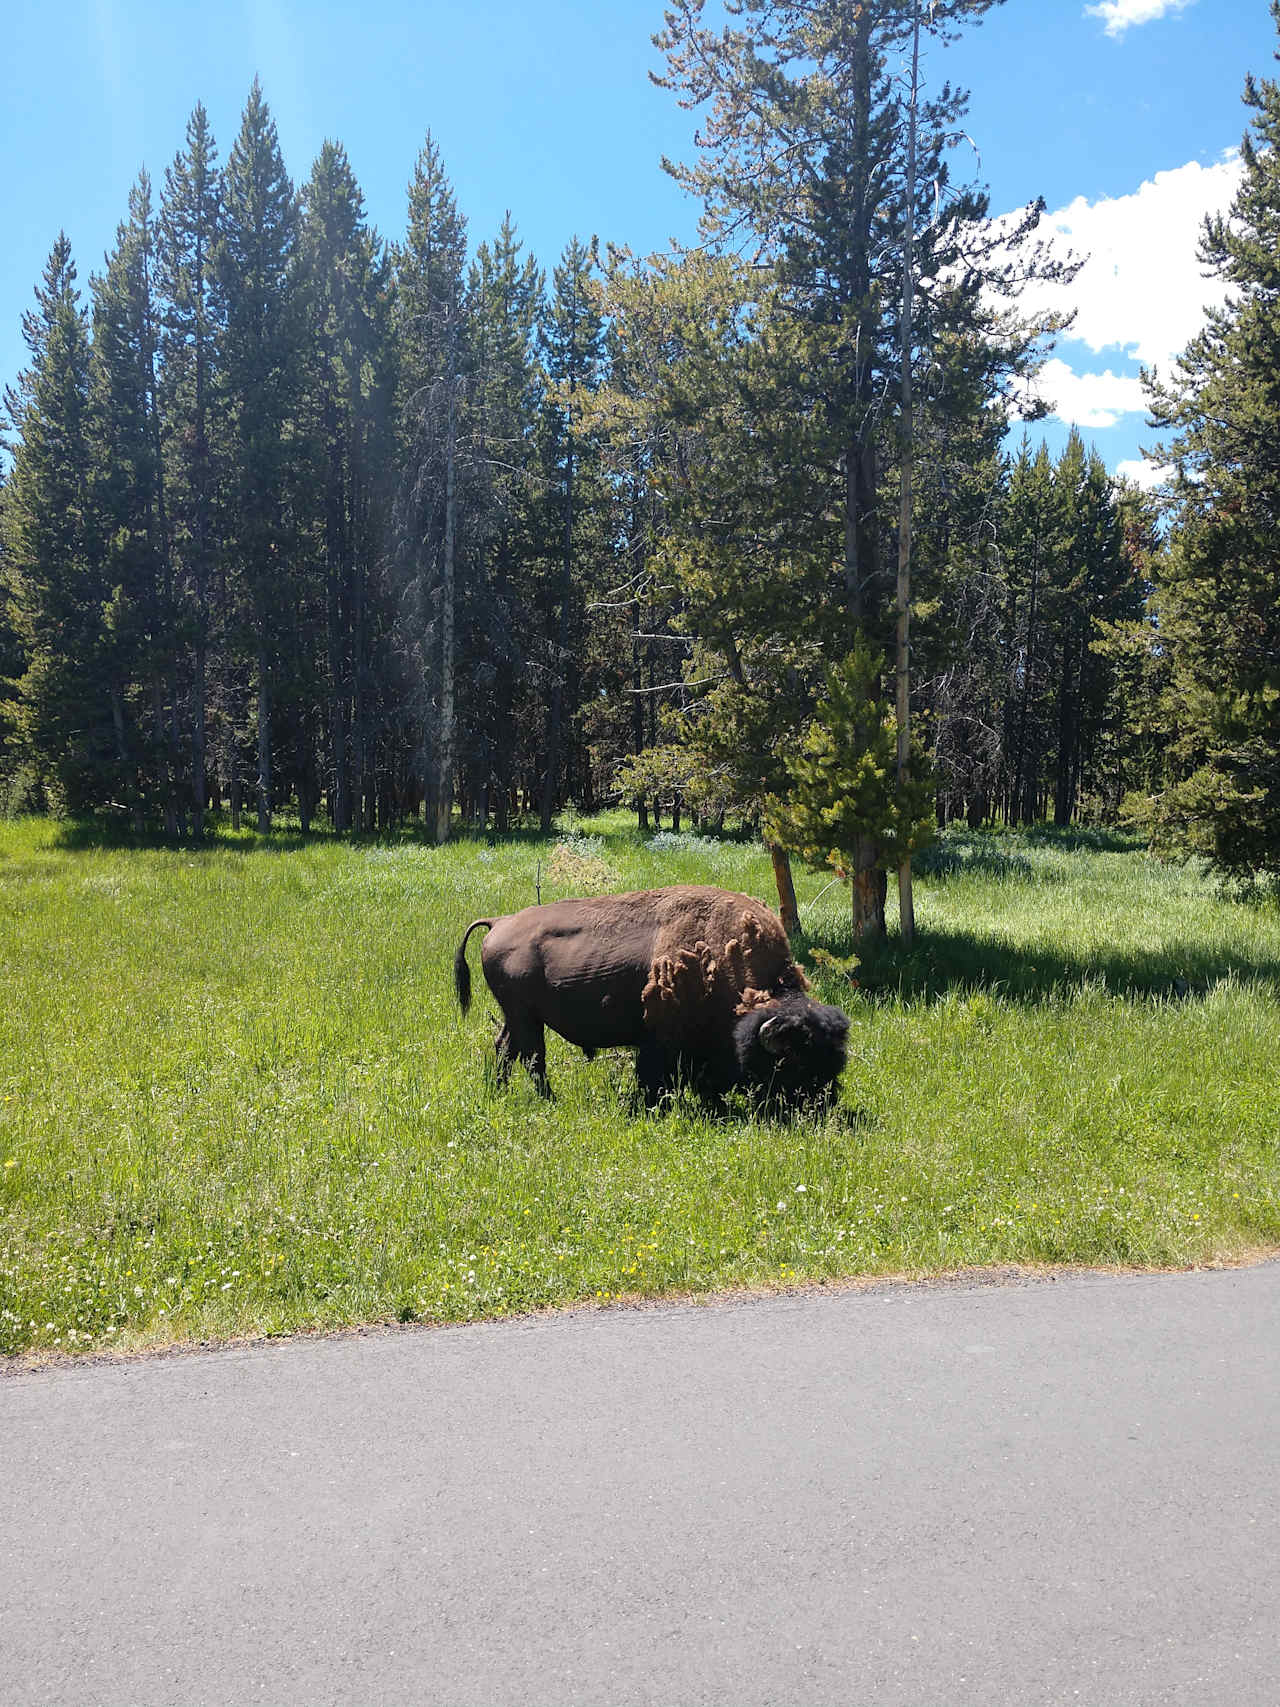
[[758, 1016, 786, 1055]]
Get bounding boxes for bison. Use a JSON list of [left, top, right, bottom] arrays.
[[454, 885, 849, 1107]]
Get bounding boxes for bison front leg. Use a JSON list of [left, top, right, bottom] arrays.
[[636, 1033, 679, 1109]]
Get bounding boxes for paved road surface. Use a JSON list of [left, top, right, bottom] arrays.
[[4, 1264, 1279, 1706]]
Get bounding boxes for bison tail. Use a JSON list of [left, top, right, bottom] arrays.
[[454, 919, 495, 1016]]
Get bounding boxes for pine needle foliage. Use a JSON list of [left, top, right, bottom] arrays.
[[1145, 3, 1280, 883], [767, 642, 935, 885]]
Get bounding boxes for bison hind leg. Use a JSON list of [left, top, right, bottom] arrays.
[[494, 1022, 517, 1088], [496, 1016, 551, 1098]]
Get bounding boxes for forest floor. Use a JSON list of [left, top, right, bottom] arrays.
[[1, 812, 1278, 1359]]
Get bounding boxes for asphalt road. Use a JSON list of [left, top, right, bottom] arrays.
[[4, 1263, 1279, 1707]]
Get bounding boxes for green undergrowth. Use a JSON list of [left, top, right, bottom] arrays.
[[2, 813, 1278, 1358]]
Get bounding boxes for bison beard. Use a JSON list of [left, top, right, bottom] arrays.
[[454, 886, 849, 1107]]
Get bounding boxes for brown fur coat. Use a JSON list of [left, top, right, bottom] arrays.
[[638, 887, 807, 1043]]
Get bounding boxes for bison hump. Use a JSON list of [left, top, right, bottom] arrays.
[[722, 908, 808, 999], [641, 903, 809, 1041], [642, 941, 720, 1039]]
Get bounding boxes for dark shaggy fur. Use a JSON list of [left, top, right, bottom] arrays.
[[731, 994, 850, 1108]]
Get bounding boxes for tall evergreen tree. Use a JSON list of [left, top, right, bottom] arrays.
[[216, 79, 301, 832], [299, 140, 392, 831], [654, 0, 1064, 934], [911, 321, 1011, 829], [589, 249, 833, 925], [0, 466, 28, 802], [575, 249, 690, 834], [393, 133, 468, 839], [539, 234, 604, 830], [1145, 3, 1280, 882], [158, 102, 223, 836], [1048, 434, 1140, 824], [1001, 437, 1063, 823], [464, 213, 543, 825], [89, 172, 175, 827], [3, 236, 113, 811]]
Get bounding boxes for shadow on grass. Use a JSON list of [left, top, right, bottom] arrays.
[[49, 816, 319, 855], [41, 812, 1143, 867], [44, 810, 675, 858], [914, 841, 1039, 884], [913, 824, 1145, 885], [801, 919, 1280, 1006], [47, 814, 556, 857], [1018, 823, 1143, 854]]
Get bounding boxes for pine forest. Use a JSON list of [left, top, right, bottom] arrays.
[[4, 2, 1280, 936]]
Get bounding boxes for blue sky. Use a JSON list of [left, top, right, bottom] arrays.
[[3, 0, 1273, 481]]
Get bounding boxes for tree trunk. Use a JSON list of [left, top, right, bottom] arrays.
[[256, 641, 271, 833], [152, 670, 170, 833], [541, 370, 575, 833], [840, 8, 885, 940], [326, 414, 350, 832], [328, 560, 349, 832], [192, 636, 207, 839], [352, 541, 368, 833], [434, 374, 457, 845], [894, 2, 921, 948], [770, 844, 801, 936], [1014, 542, 1041, 825], [1054, 629, 1075, 826], [850, 845, 886, 940]]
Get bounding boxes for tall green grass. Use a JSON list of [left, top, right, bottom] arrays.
[[2, 813, 1277, 1357]]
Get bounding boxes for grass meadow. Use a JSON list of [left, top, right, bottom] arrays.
[[2, 812, 1278, 1359]]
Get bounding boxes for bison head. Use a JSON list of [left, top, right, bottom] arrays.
[[732, 993, 850, 1106]]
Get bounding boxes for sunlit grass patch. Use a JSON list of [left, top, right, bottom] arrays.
[[1, 814, 1278, 1357]]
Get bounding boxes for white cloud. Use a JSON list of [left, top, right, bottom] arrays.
[[1026, 153, 1241, 370], [1086, 0, 1196, 38], [1030, 360, 1148, 430], [997, 151, 1242, 429], [1115, 457, 1175, 491]]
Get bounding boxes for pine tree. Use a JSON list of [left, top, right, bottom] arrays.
[[464, 214, 543, 825], [911, 328, 1010, 829], [1087, 488, 1166, 819], [1000, 438, 1062, 822], [393, 132, 469, 840], [654, 0, 1066, 935], [539, 234, 604, 829], [1145, 4, 1280, 882], [158, 102, 223, 836], [3, 236, 113, 812], [574, 251, 689, 836], [216, 80, 301, 832], [89, 172, 175, 827], [299, 140, 392, 831], [588, 248, 848, 925], [767, 642, 935, 898], [1049, 436, 1141, 824], [0, 465, 28, 803]]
